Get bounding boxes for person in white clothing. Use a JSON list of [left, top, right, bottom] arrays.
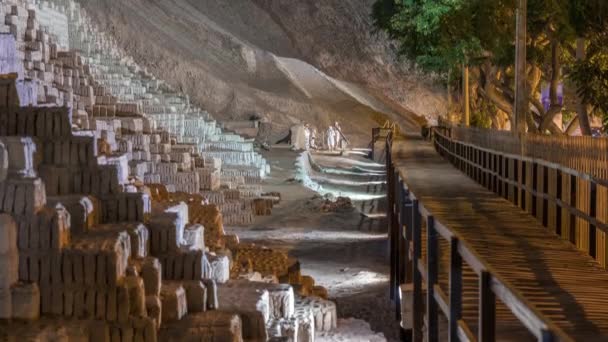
[[310, 127, 318, 149], [326, 125, 336, 151], [304, 124, 311, 150], [334, 121, 345, 150]]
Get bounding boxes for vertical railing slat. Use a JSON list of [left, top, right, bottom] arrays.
[[412, 200, 424, 342], [449, 237, 462, 342], [427, 216, 438, 341], [479, 271, 496, 342]]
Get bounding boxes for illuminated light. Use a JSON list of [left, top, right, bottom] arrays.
[[331, 270, 389, 290], [230, 228, 387, 243], [295, 152, 387, 201], [345, 150, 370, 157], [313, 175, 386, 186], [307, 153, 386, 176], [313, 154, 385, 168], [319, 167, 386, 176]]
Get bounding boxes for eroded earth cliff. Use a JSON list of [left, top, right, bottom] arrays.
[[79, 0, 446, 144]]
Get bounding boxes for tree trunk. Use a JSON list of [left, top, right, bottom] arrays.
[[576, 38, 592, 136], [447, 73, 452, 108], [566, 116, 580, 135], [513, 0, 528, 133], [538, 40, 564, 133], [463, 64, 470, 126]]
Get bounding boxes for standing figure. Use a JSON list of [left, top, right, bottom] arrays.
[[310, 127, 318, 149], [334, 121, 347, 150], [326, 125, 336, 151], [304, 124, 311, 150]]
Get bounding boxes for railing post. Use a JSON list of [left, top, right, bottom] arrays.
[[412, 200, 424, 342], [449, 237, 462, 342], [387, 137, 396, 302], [479, 271, 496, 342], [400, 185, 412, 284], [539, 330, 554, 342], [390, 170, 399, 303], [427, 216, 439, 341], [404, 190, 413, 284], [395, 177, 404, 319], [385, 133, 397, 306]]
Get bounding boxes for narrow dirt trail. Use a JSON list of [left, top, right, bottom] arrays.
[[227, 147, 400, 341]]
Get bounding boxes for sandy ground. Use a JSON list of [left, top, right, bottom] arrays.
[[227, 146, 400, 341]]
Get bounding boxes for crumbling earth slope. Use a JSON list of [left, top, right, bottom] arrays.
[[78, 0, 446, 144]]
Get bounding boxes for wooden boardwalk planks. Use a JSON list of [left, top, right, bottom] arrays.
[[392, 135, 608, 341]]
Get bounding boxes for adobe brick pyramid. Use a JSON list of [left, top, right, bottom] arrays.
[[0, 0, 336, 341]]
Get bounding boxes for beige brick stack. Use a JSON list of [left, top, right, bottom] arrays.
[[0, 80, 159, 340], [0, 0, 342, 340], [0, 76, 238, 340]]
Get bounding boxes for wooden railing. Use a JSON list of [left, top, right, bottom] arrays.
[[433, 128, 608, 269], [386, 132, 573, 342], [446, 126, 608, 181], [372, 127, 393, 162]]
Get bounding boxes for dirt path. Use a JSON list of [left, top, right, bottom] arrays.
[[227, 147, 400, 341]]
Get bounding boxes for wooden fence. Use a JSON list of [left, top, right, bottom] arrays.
[[386, 132, 572, 342], [371, 127, 392, 163], [445, 126, 608, 181], [433, 128, 608, 269]]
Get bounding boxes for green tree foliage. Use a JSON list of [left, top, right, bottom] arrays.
[[570, 47, 608, 130], [372, 0, 488, 73], [568, 1, 608, 130], [372, 0, 608, 133]]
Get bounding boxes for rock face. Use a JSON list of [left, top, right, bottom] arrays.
[[78, 0, 446, 144]]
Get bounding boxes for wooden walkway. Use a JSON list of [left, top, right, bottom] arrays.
[[391, 135, 608, 341]]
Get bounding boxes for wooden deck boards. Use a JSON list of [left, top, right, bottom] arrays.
[[393, 136, 608, 340]]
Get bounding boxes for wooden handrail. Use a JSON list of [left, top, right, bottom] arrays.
[[443, 125, 608, 181], [386, 132, 574, 341], [398, 176, 573, 342], [433, 127, 608, 268]]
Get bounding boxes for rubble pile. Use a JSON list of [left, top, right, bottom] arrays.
[[0, 0, 335, 341], [307, 194, 354, 213], [320, 197, 354, 213]]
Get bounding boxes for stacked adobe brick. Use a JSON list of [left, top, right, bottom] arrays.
[[0, 68, 249, 341], [3, 0, 269, 227], [0, 0, 338, 340]]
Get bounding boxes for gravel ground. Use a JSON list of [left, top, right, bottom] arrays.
[[227, 147, 400, 341]]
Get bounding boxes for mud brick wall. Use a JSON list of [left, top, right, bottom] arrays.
[[199, 191, 225, 204], [223, 211, 254, 226], [188, 203, 225, 250], [40, 164, 121, 196], [39, 136, 97, 167], [156, 250, 207, 282], [0, 177, 46, 216], [220, 175, 246, 188], [98, 192, 150, 224], [0, 106, 72, 137], [89, 223, 149, 259], [196, 167, 220, 191]]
